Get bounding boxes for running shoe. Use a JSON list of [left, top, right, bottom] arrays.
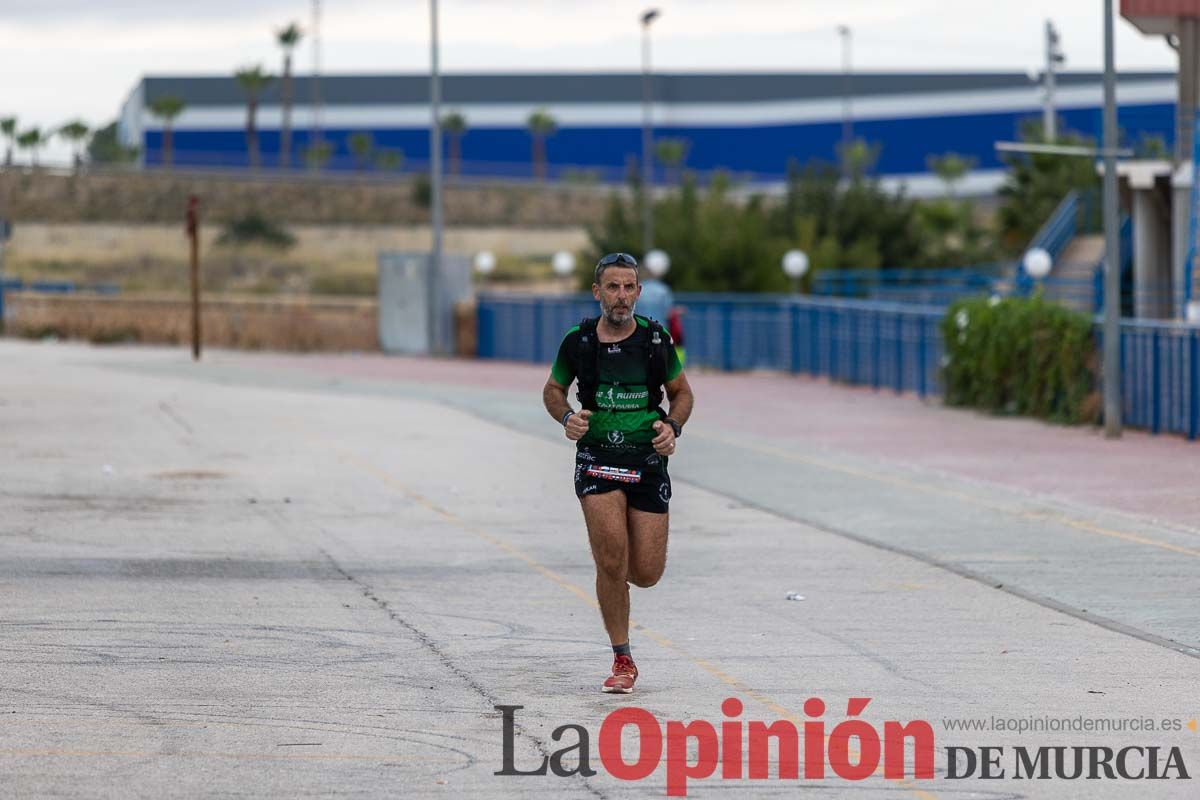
[[602, 654, 638, 694]]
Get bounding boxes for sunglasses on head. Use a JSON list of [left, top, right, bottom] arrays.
[[597, 252, 638, 268]]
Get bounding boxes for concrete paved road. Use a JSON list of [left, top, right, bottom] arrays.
[[1, 340, 1197, 798]]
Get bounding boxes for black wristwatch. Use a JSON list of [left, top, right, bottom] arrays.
[[665, 418, 682, 438]]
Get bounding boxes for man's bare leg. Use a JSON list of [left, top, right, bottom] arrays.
[[627, 508, 669, 588], [581, 491, 631, 646]]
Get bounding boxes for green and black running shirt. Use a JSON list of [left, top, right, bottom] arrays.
[[550, 316, 683, 465]]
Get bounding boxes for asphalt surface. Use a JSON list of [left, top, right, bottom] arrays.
[[1, 339, 1197, 798]]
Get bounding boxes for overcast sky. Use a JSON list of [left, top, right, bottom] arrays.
[[0, 0, 1183, 160]]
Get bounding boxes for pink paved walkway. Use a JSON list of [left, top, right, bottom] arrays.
[[248, 353, 1200, 533]]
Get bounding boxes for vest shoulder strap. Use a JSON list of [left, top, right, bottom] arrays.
[[575, 317, 600, 410]]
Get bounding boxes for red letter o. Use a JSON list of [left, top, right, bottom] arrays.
[[599, 707, 663, 780]]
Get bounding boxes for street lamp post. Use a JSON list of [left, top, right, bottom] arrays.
[[838, 25, 853, 172], [310, 0, 322, 164], [641, 8, 660, 257], [430, 0, 445, 355], [1102, 0, 1122, 438], [1043, 20, 1065, 141]]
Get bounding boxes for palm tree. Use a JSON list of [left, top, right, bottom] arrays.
[[57, 120, 91, 170], [147, 95, 186, 168], [276, 22, 303, 169], [16, 128, 44, 167], [526, 109, 557, 181], [927, 152, 976, 198], [1, 117, 16, 166], [303, 141, 333, 170], [374, 148, 404, 173], [347, 132, 374, 171], [654, 138, 690, 185], [441, 110, 467, 177], [234, 65, 274, 170]]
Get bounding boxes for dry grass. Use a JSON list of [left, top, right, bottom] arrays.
[[5, 292, 378, 352], [6, 223, 590, 295]]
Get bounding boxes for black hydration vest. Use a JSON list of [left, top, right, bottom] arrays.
[[575, 315, 670, 414]]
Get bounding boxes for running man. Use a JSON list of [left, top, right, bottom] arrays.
[[542, 252, 695, 693]]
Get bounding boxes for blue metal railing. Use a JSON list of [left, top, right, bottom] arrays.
[[1114, 319, 1200, 440], [812, 265, 1003, 300], [477, 292, 1199, 440], [1, 280, 122, 329], [1016, 189, 1081, 295], [1092, 215, 1135, 313], [1183, 112, 1200, 316], [479, 292, 947, 397], [1030, 189, 1081, 262], [0, 279, 120, 295]]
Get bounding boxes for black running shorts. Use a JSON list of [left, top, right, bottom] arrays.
[[573, 449, 671, 514]]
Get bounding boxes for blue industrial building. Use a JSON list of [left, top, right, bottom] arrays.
[[119, 71, 1176, 192]]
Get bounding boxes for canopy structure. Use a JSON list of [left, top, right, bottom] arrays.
[[1122, 1, 1200, 316], [1123, 0, 1200, 160]]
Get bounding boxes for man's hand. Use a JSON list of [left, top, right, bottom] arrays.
[[565, 409, 591, 441], [651, 420, 677, 455]]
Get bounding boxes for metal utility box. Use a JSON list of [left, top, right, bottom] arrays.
[[377, 251, 471, 354]]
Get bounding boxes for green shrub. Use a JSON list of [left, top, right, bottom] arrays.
[[216, 212, 296, 249], [941, 294, 1099, 424], [412, 175, 431, 209], [311, 272, 376, 296], [89, 326, 141, 345]]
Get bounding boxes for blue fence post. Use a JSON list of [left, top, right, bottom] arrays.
[[789, 303, 801, 374], [532, 298, 544, 364], [721, 302, 734, 372], [894, 313, 904, 394], [829, 308, 840, 382], [476, 299, 491, 358], [1190, 330, 1199, 441], [917, 317, 928, 398], [849, 309, 860, 384], [872, 312, 882, 390], [1151, 329, 1162, 434], [809, 308, 819, 378]]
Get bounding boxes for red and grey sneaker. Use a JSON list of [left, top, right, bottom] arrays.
[[602, 654, 638, 694]]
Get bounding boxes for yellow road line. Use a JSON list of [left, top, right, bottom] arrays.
[[301, 429, 936, 798], [696, 430, 1200, 559]]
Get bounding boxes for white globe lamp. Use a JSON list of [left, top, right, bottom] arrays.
[[645, 249, 670, 278], [782, 249, 810, 279], [1023, 247, 1053, 280], [552, 250, 576, 277], [473, 250, 496, 275]]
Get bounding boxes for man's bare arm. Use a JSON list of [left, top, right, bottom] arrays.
[[544, 377, 592, 440], [543, 377, 573, 423], [663, 372, 694, 427]]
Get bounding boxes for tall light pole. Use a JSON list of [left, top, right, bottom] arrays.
[[429, 0, 445, 354], [1043, 20, 1065, 141], [1102, 0, 1122, 438], [641, 8, 660, 257], [838, 25, 853, 173], [310, 0, 322, 161]]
